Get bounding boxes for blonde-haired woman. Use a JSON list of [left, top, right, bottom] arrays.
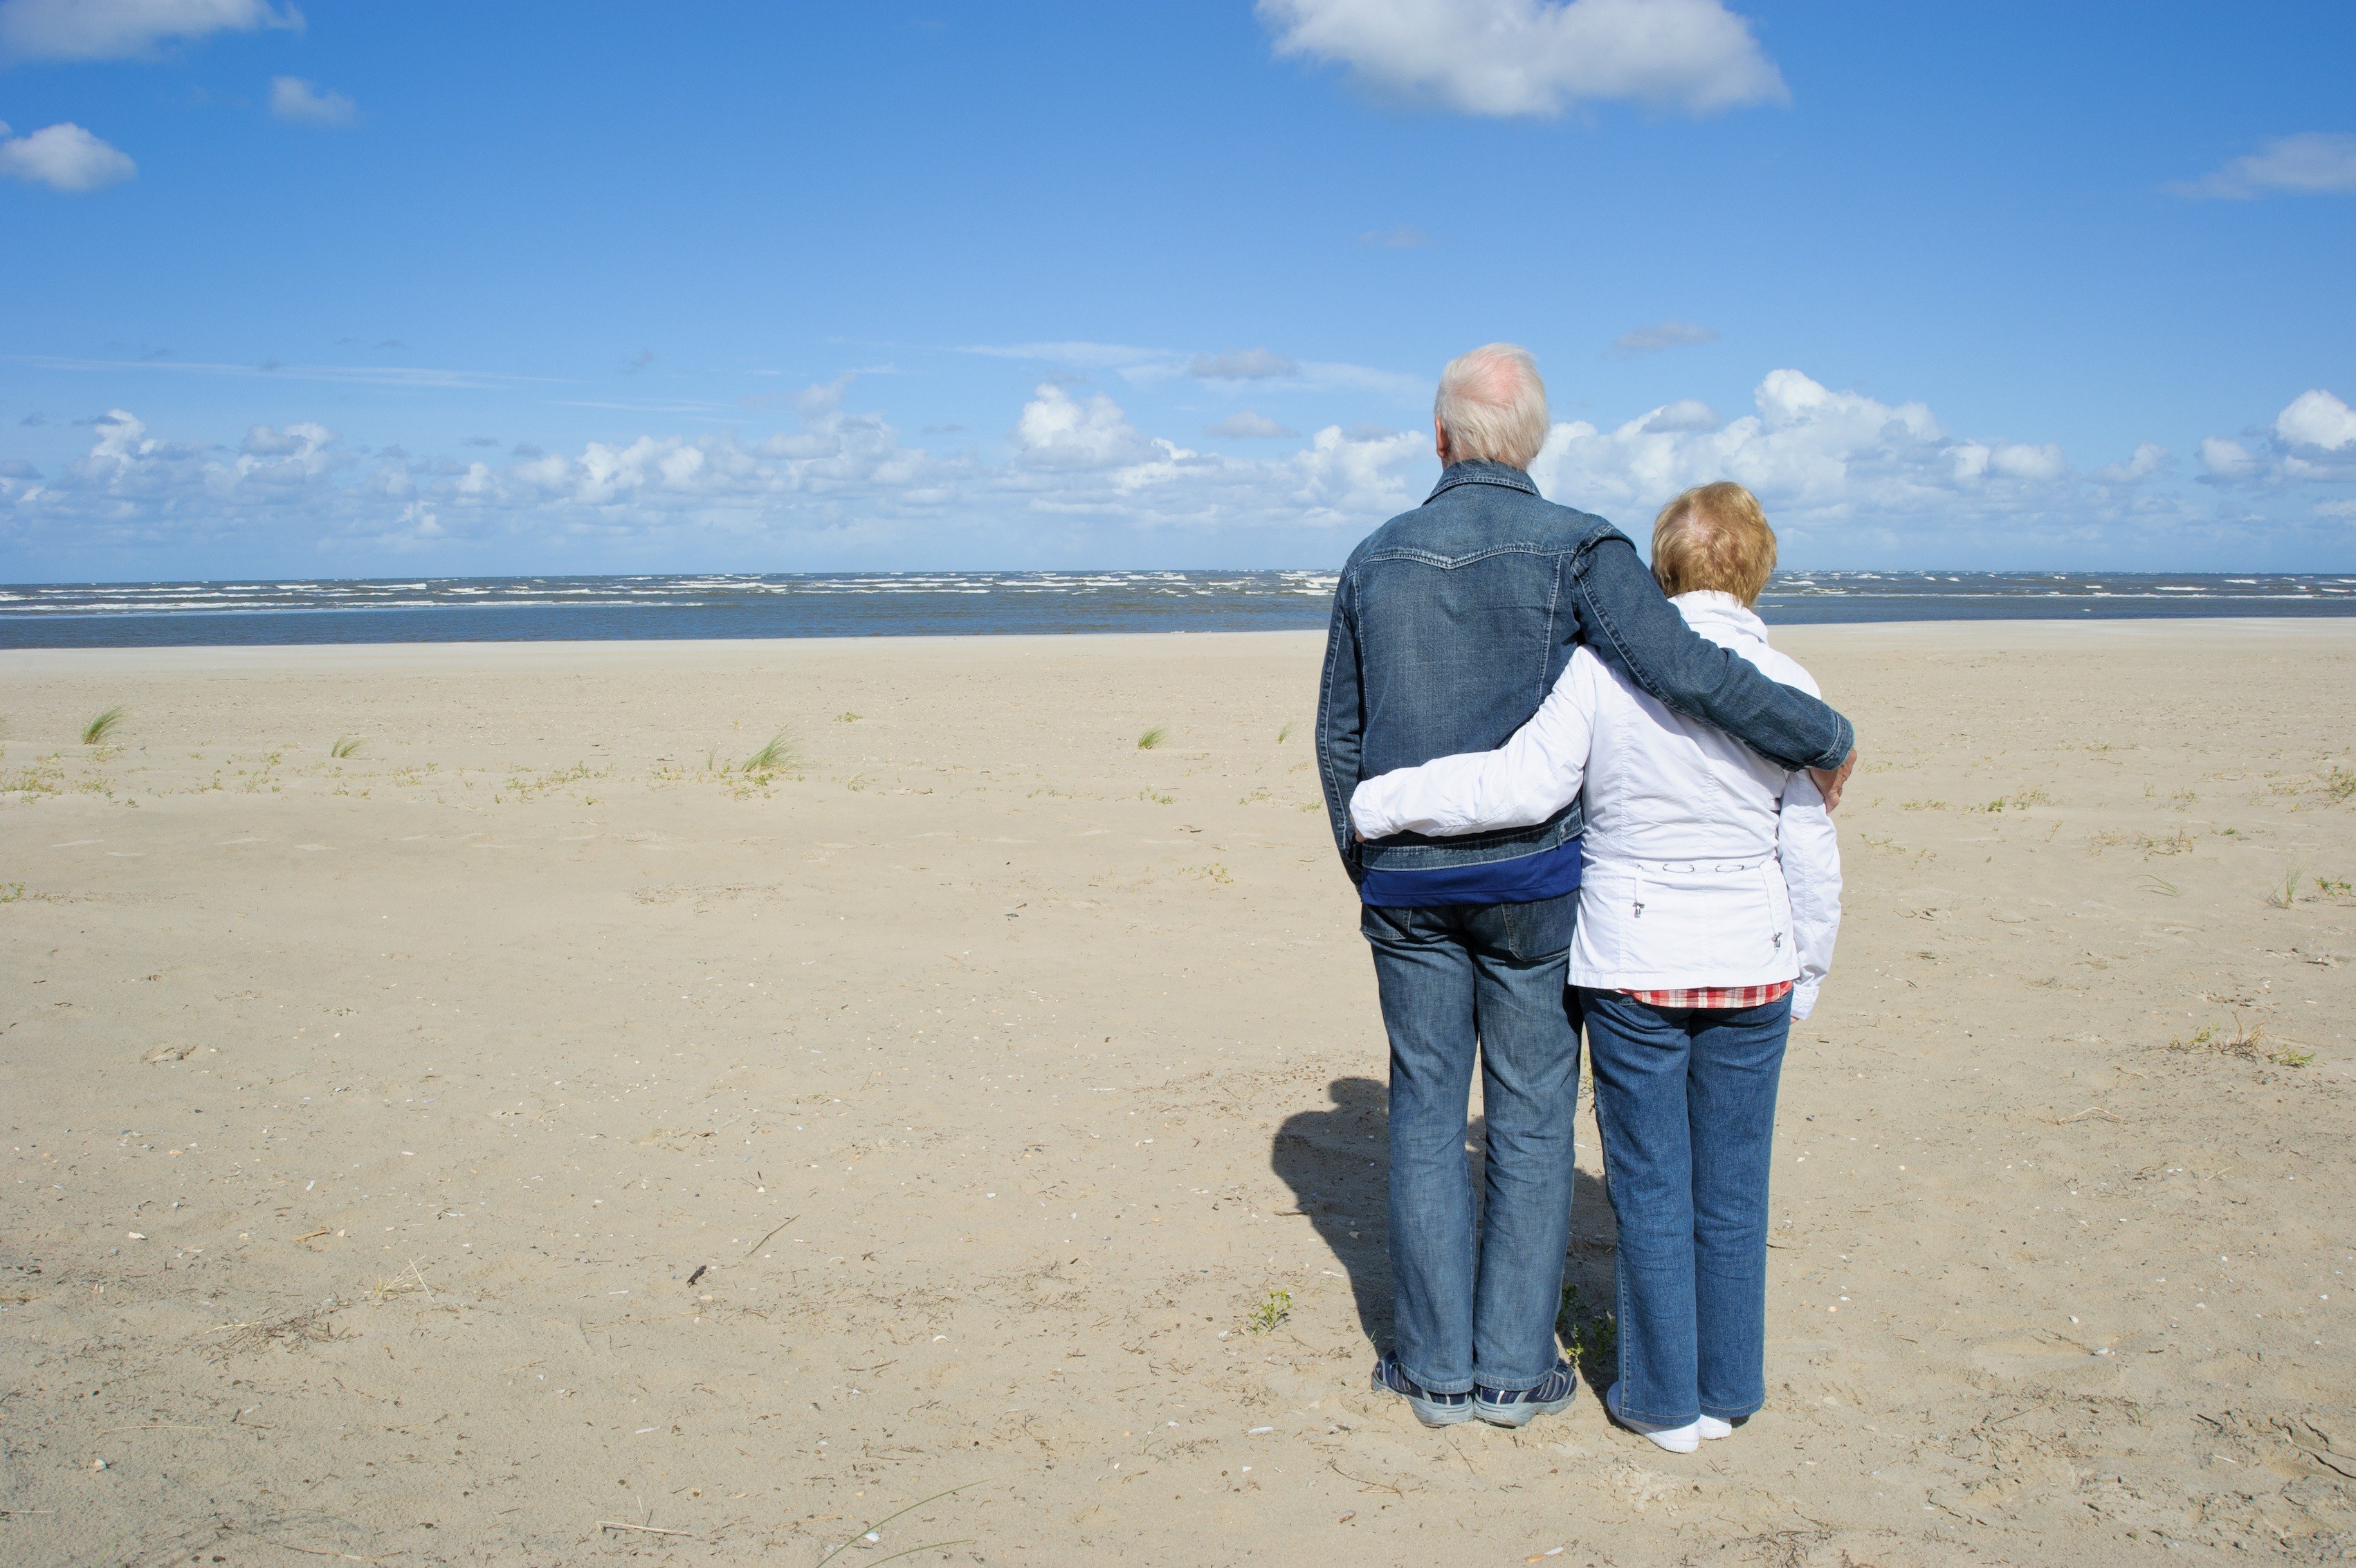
[[1351, 482, 1841, 1453]]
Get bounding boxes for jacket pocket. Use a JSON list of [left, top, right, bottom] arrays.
[[1762, 864, 1793, 959]]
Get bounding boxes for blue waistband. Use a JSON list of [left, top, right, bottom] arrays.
[[1359, 835, 1583, 909]]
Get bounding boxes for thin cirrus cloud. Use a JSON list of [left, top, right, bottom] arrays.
[[953, 340, 1424, 397], [1259, 0, 1788, 118], [1205, 410, 1301, 439], [1190, 348, 1299, 381], [1613, 319, 1719, 356], [0, 120, 136, 191], [6, 352, 564, 391], [1357, 226, 1429, 248], [2170, 133, 2356, 200], [269, 75, 358, 127], [0, 0, 301, 62]]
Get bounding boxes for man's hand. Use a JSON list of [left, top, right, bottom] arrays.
[[1807, 749, 1857, 811]]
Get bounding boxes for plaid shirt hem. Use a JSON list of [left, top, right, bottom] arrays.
[[1623, 981, 1794, 1011]]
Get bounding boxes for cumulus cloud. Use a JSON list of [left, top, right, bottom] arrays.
[[3, 380, 1441, 565], [2171, 133, 2356, 200], [1191, 348, 1300, 381], [2198, 390, 2356, 485], [1613, 319, 1718, 356], [1528, 369, 2083, 534], [2277, 388, 2356, 451], [269, 75, 357, 127], [0, 0, 300, 62], [0, 121, 136, 191], [51, 373, 2331, 571], [1641, 399, 1718, 433], [2094, 441, 2171, 484], [1205, 410, 1301, 439], [1260, 0, 1788, 118], [2200, 437, 2256, 482], [1010, 384, 1156, 469]]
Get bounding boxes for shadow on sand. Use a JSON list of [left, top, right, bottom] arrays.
[[1270, 1075, 1616, 1370]]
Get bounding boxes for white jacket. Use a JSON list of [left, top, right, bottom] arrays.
[[1350, 592, 1841, 1019]]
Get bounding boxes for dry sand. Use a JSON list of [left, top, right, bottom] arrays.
[[2, 621, 2353, 1567]]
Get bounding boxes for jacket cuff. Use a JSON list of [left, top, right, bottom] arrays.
[[1791, 980, 1820, 1021], [1809, 712, 1855, 773]]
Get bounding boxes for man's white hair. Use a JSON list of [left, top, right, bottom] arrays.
[[1434, 343, 1549, 471]]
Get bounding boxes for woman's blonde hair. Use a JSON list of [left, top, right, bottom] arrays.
[[1651, 482, 1777, 606]]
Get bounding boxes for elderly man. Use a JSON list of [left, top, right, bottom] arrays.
[[1315, 343, 1855, 1428]]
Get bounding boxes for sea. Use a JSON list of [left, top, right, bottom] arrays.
[[1, 571, 2352, 649]]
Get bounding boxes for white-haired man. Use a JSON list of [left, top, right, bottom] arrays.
[[1316, 343, 1856, 1428]]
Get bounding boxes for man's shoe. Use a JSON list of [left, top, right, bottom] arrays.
[[1371, 1354, 1473, 1427], [1474, 1359, 1578, 1428]]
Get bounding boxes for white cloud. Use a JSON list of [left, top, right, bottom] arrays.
[[1205, 410, 1301, 439], [0, 122, 136, 191], [2200, 437, 2256, 481], [1191, 348, 1299, 381], [1641, 399, 1718, 433], [1529, 369, 2079, 531], [46, 373, 2348, 571], [2093, 441, 2171, 484], [1010, 383, 1156, 469], [2277, 388, 2356, 451], [0, 0, 300, 62], [270, 75, 357, 127], [1357, 226, 1429, 248], [1614, 319, 1718, 356], [2172, 133, 2356, 200], [2198, 390, 2356, 485], [1260, 0, 1787, 118]]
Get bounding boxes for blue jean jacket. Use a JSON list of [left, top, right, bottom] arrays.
[[1316, 460, 1855, 893]]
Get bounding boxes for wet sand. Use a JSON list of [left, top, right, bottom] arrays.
[[2, 621, 2353, 1565]]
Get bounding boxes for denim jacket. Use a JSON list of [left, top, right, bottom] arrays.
[[1315, 460, 1855, 886]]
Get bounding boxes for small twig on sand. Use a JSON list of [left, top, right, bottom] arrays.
[[745, 1216, 800, 1258], [599, 1522, 697, 1538], [2055, 1106, 2127, 1124], [246, 1538, 400, 1562], [1328, 1458, 1404, 1495], [813, 1484, 984, 1568], [686, 1264, 708, 1286], [96, 1422, 212, 1436], [868, 1541, 977, 1566], [293, 1228, 331, 1243]]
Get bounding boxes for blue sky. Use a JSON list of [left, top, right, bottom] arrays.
[[2, 0, 2353, 581]]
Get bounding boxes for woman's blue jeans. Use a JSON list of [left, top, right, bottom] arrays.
[[1581, 987, 1790, 1427]]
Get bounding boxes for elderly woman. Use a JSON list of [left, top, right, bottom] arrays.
[[1351, 482, 1842, 1454]]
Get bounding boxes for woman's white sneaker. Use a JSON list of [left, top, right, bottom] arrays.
[[1697, 1414, 1735, 1441], [1605, 1383, 1700, 1454]]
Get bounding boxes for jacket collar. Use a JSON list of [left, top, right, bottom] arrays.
[[1425, 459, 1539, 502], [1672, 590, 1770, 643]]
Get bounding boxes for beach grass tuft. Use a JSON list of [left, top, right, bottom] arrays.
[[741, 729, 798, 775], [2326, 765, 2356, 804], [329, 736, 364, 759], [2266, 864, 2305, 909], [82, 706, 125, 745], [1246, 1288, 1291, 1333], [1277, 721, 1296, 743], [1136, 725, 1167, 750], [1556, 1282, 1618, 1371]]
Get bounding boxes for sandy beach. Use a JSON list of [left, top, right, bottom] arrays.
[[3, 620, 2353, 1566]]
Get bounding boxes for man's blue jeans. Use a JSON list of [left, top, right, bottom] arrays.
[[1581, 988, 1791, 1427], [1361, 893, 1581, 1395]]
